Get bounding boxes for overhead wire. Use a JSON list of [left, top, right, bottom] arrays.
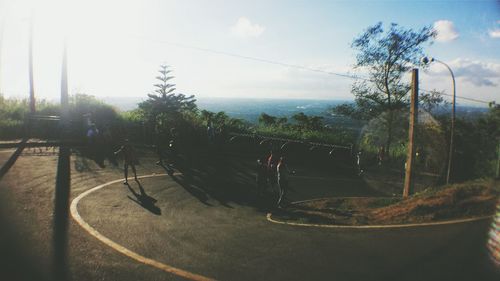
[[140, 37, 369, 80], [2, 32, 494, 105], [139, 36, 495, 105]]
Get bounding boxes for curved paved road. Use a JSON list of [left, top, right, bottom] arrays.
[[76, 175, 498, 281], [0, 148, 499, 281]]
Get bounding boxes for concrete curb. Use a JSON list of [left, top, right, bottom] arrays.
[[267, 197, 494, 229]]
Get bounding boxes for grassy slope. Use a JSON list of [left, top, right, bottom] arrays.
[[274, 179, 499, 226]]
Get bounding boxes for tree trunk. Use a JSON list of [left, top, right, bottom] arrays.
[[385, 110, 394, 158]]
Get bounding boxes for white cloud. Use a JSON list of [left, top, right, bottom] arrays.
[[427, 58, 500, 87], [489, 29, 500, 38], [231, 17, 265, 38], [433, 20, 459, 42]]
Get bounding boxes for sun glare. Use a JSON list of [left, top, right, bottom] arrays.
[[1, 0, 145, 98]]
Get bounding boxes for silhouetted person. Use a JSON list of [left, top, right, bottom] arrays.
[[277, 156, 292, 207], [207, 119, 215, 145], [155, 130, 168, 167], [267, 150, 279, 185], [217, 124, 228, 148], [377, 146, 385, 166], [114, 139, 139, 184], [102, 125, 118, 166], [160, 127, 178, 175], [356, 150, 363, 176], [256, 157, 268, 195], [86, 123, 99, 142], [87, 123, 105, 167]]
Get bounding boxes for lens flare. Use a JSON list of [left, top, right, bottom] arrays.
[[488, 201, 500, 268]]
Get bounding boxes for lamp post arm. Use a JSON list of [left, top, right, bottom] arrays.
[[434, 59, 456, 90], [434, 59, 456, 184]]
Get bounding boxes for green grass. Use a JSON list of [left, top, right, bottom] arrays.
[[273, 178, 499, 226], [253, 125, 355, 145]]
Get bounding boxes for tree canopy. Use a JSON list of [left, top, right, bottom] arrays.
[[333, 22, 436, 153], [138, 65, 197, 130]]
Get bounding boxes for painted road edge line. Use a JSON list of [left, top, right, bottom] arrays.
[[70, 173, 216, 281], [266, 213, 493, 229], [267, 196, 493, 229]]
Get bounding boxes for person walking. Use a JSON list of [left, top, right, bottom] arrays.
[[277, 156, 291, 207], [266, 150, 279, 186], [377, 146, 385, 166], [166, 127, 179, 175], [155, 130, 168, 167], [356, 150, 364, 176], [114, 139, 139, 184], [207, 119, 215, 145], [256, 156, 268, 195]]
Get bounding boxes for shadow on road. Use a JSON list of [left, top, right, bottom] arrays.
[[0, 139, 27, 180], [125, 180, 161, 215], [171, 174, 214, 207], [153, 146, 382, 214], [158, 152, 278, 212]]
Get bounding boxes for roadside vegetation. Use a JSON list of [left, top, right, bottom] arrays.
[[272, 179, 499, 226], [0, 21, 498, 211]]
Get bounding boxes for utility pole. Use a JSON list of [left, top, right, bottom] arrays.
[[403, 69, 418, 198], [0, 15, 4, 95], [496, 139, 500, 179], [53, 39, 70, 281], [446, 67, 456, 185], [29, 14, 36, 114]]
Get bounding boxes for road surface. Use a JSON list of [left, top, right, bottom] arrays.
[[0, 147, 498, 281]]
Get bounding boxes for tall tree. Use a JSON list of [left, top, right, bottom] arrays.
[[333, 22, 435, 154], [258, 113, 277, 126], [292, 112, 324, 130], [139, 65, 197, 131], [420, 89, 447, 113]]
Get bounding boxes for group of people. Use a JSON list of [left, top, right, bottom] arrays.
[[88, 119, 293, 207], [86, 123, 117, 168], [206, 119, 228, 148], [114, 127, 180, 184], [356, 146, 386, 176], [257, 150, 293, 207], [155, 127, 179, 175], [86, 120, 142, 185]]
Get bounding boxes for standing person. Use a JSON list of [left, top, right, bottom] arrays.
[[165, 127, 178, 175], [86, 123, 99, 144], [266, 149, 280, 189], [86, 123, 105, 167], [277, 156, 292, 207], [377, 146, 385, 166], [207, 119, 215, 145], [356, 150, 363, 176], [256, 157, 268, 195], [217, 124, 228, 146], [114, 139, 139, 184], [155, 130, 168, 167]]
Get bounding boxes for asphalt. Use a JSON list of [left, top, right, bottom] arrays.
[[0, 147, 499, 281]]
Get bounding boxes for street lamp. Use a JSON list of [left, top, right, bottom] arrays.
[[421, 56, 456, 185]]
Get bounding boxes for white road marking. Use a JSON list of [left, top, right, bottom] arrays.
[[70, 173, 216, 281], [267, 197, 493, 229]]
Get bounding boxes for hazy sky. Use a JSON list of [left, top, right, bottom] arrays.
[[0, 0, 499, 106]]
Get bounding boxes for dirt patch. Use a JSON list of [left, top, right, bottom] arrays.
[[273, 179, 499, 226]]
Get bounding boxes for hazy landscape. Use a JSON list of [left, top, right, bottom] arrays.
[[1, 1, 499, 281], [102, 95, 491, 123]]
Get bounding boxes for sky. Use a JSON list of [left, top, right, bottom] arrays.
[[0, 0, 499, 106]]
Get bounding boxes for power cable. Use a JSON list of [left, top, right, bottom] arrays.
[[137, 36, 369, 81], [420, 88, 491, 104], [143, 37, 495, 105]]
